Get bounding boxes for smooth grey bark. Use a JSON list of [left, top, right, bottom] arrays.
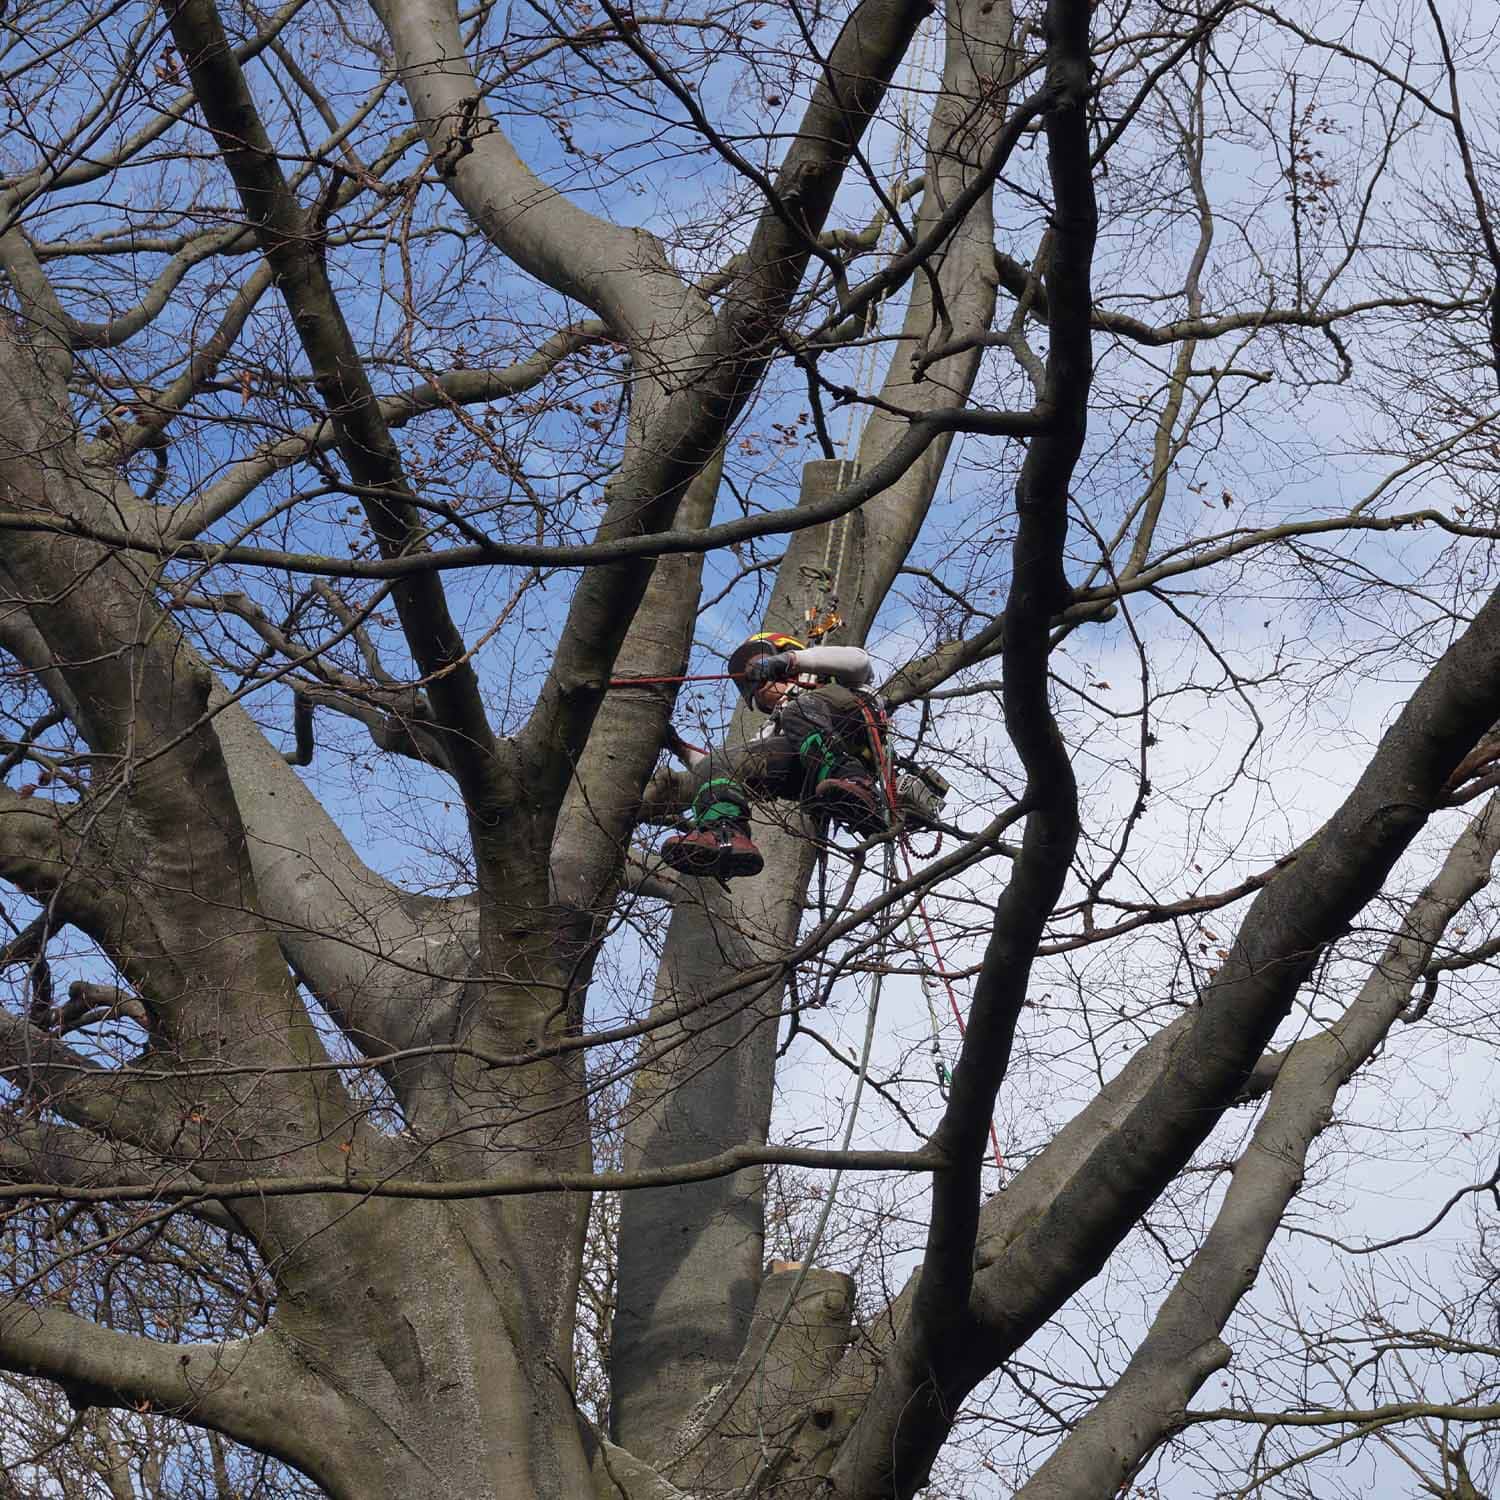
[[609, 463, 834, 1457], [211, 695, 478, 1063], [0, 1309, 341, 1481], [662, 1265, 857, 1493], [549, 452, 725, 938], [1011, 793, 1500, 1500], [0, 485, 482, 1080], [0, 238, 606, 1500]]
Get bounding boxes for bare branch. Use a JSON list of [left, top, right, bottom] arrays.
[[168, 0, 506, 811]]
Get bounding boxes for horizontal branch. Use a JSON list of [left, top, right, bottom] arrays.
[[3, 406, 1048, 577], [0, 1010, 168, 1151], [1187, 1400, 1500, 1428], [0, 1123, 235, 1232], [0, 1304, 342, 1477], [0, 0, 312, 215], [993, 246, 1481, 345], [1077, 508, 1500, 604], [0, 1143, 944, 1207]]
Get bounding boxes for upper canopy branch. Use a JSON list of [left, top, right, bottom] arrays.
[[989, 245, 1481, 349], [0, 0, 311, 229], [508, 0, 937, 831], [372, 0, 704, 356], [168, 0, 506, 818]]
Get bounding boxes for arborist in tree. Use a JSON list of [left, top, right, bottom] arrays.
[[661, 632, 890, 880]]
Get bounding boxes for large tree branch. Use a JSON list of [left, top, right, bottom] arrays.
[[0, 790, 142, 978], [511, 0, 936, 841], [0, 593, 86, 730], [0, 778, 361, 1179], [0, 1310, 340, 1483], [208, 695, 473, 1063], [0, 1011, 167, 1152], [612, 0, 1025, 1459], [0, 408, 1047, 577], [370, 0, 703, 348], [1, 564, 444, 1068], [835, 580, 1500, 1497], [0, 355, 367, 1226], [547, 452, 723, 931], [813, 571, 1500, 1500], [1014, 793, 1500, 1500]]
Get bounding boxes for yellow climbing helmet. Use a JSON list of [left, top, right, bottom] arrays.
[[727, 632, 805, 701]]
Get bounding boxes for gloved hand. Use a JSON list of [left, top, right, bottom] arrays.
[[743, 651, 797, 685]]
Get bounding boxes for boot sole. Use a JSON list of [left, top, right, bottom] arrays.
[[663, 845, 765, 880], [722, 847, 765, 878]]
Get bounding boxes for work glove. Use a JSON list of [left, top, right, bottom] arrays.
[[743, 651, 797, 685]]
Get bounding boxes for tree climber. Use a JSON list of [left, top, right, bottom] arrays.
[[661, 632, 889, 880]]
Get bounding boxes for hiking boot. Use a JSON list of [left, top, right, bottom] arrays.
[[809, 774, 885, 837], [661, 825, 765, 880]]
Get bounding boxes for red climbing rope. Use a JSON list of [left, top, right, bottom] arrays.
[[608, 672, 726, 757], [857, 697, 1006, 1178], [608, 671, 737, 687]]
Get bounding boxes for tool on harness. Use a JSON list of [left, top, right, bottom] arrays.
[[920, 966, 953, 1097], [895, 764, 949, 821]]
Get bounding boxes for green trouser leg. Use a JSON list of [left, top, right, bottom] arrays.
[[690, 777, 750, 828], [798, 731, 841, 787]]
